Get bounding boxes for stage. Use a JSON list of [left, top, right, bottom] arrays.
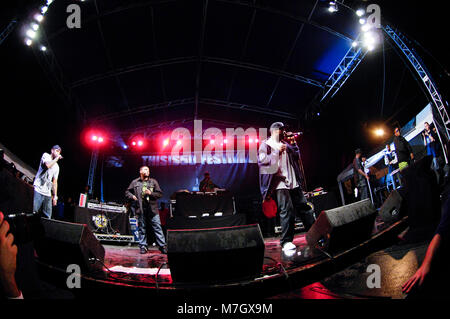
[[34, 216, 410, 299]]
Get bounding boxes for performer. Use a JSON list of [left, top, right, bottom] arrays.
[[199, 172, 219, 192], [353, 148, 369, 200], [384, 144, 399, 190], [125, 166, 167, 254], [393, 126, 414, 171], [258, 122, 315, 251], [422, 122, 440, 174], [33, 145, 62, 219]]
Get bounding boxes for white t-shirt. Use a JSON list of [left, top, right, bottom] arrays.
[[33, 153, 59, 197]]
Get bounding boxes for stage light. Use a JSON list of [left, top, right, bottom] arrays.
[[137, 140, 144, 147], [122, 144, 128, 150], [375, 128, 385, 137], [46, 0, 54, 5], [26, 29, 37, 39], [41, 6, 48, 14], [328, 1, 338, 12], [98, 137, 104, 143], [223, 139, 228, 144], [92, 135, 98, 141], [352, 41, 358, 47], [210, 139, 215, 145], [359, 18, 366, 25], [40, 45, 47, 52], [176, 140, 182, 146], [163, 139, 169, 147], [363, 31, 378, 51], [132, 141, 137, 146], [356, 9, 365, 17], [25, 38, 33, 46], [34, 14, 44, 22], [31, 23, 39, 31], [249, 138, 254, 143], [255, 138, 259, 143], [361, 24, 371, 32]]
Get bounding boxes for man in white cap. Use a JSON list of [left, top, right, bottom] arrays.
[[258, 122, 315, 252], [33, 145, 62, 219]]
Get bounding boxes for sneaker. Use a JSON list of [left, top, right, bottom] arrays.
[[140, 246, 148, 254], [282, 242, 296, 251]]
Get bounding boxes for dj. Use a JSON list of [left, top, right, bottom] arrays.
[[258, 122, 315, 252], [125, 166, 167, 254]]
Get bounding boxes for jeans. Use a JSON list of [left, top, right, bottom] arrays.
[[275, 187, 316, 246], [136, 207, 166, 249], [33, 191, 52, 218], [357, 180, 369, 201]]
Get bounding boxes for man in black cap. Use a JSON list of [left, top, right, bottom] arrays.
[[353, 148, 369, 200], [33, 145, 62, 219], [258, 122, 315, 252]]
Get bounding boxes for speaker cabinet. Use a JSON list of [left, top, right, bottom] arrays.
[[378, 189, 404, 224], [306, 199, 377, 254], [167, 224, 265, 283], [35, 218, 105, 273]]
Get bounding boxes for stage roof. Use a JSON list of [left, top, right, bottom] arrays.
[[37, 0, 364, 134]]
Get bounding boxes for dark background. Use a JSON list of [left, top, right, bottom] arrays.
[[0, 1, 448, 204]]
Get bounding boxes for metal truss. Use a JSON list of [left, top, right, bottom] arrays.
[[383, 25, 450, 141], [0, 20, 17, 46], [319, 41, 366, 103], [90, 97, 298, 124], [87, 148, 99, 197]]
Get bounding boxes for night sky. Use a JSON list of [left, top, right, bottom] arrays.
[[1, 1, 448, 202]]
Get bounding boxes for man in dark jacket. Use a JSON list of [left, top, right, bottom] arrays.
[[125, 166, 167, 254], [393, 126, 414, 171], [258, 122, 315, 252]]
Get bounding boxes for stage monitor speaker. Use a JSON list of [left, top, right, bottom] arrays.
[[34, 218, 105, 273], [306, 199, 377, 254], [167, 224, 265, 283], [378, 189, 404, 224]]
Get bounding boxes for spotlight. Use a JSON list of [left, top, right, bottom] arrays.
[[255, 138, 259, 143], [40, 45, 47, 52], [41, 6, 48, 14], [328, 1, 338, 12], [34, 13, 44, 22], [137, 140, 144, 147], [98, 137, 104, 143], [31, 23, 39, 31], [249, 138, 253, 143], [361, 24, 371, 32], [25, 38, 33, 46], [223, 139, 228, 144], [132, 141, 137, 146], [26, 29, 36, 39], [46, 0, 54, 5], [374, 128, 385, 137], [210, 139, 215, 145], [176, 140, 182, 146], [163, 139, 169, 147], [363, 31, 378, 50], [122, 144, 128, 150], [359, 18, 366, 25], [352, 41, 358, 47], [92, 135, 98, 141], [356, 9, 365, 17]]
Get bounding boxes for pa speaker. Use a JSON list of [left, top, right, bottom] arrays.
[[35, 218, 105, 273], [167, 224, 265, 283], [306, 199, 377, 254], [378, 189, 404, 224]]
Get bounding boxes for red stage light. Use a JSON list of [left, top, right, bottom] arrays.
[[92, 135, 98, 141], [210, 139, 215, 144], [98, 137, 104, 143], [176, 140, 182, 146], [132, 141, 137, 146], [163, 139, 170, 147], [137, 140, 143, 147], [249, 138, 254, 143], [223, 139, 228, 144]]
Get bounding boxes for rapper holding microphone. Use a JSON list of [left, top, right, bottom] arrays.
[[33, 145, 63, 219]]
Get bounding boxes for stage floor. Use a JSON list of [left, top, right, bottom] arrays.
[[102, 232, 326, 287]]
